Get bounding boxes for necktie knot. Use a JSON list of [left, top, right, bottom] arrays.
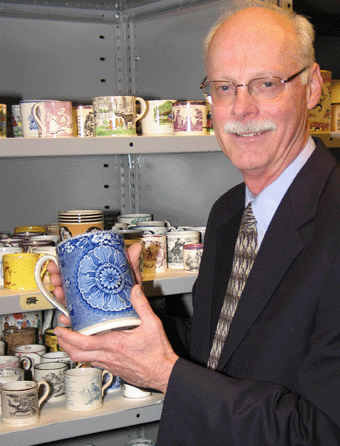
[[240, 202, 257, 231]]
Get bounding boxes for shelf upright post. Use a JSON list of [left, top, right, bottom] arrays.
[[116, 6, 141, 215]]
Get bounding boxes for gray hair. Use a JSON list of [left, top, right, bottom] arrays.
[[203, 0, 315, 77]]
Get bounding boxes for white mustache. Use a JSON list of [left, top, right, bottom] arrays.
[[223, 120, 276, 135]]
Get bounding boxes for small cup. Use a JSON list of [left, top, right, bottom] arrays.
[[20, 100, 40, 137], [0, 104, 7, 137], [58, 209, 104, 241], [117, 214, 152, 225], [125, 440, 155, 446], [183, 243, 204, 273], [11, 104, 23, 137], [32, 100, 73, 137], [73, 105, 95, 137], [123, 382, 151, 399], [0, 355, 31, 371], [64, 367, 113, 411], [3, 252, 40, 290], [173, 101, 208, 135], [93, 96, 147, 137], [35, 230, 140, 335], [0, 369, 26, 413], [1, 380, 50, 425], [142, 100, 176, 136], [41, 351, 75, 368], [166, 230, 200, 269], [142, 234, 167, 275], [14, 344, 46, 369], [0, 246, 23, 286], [33, 362, 68, 402]]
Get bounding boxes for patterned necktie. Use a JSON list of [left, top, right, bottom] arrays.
[[207, 202, 258, 370]]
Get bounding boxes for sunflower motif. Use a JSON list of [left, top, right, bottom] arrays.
[[77, 245, 134, 311]]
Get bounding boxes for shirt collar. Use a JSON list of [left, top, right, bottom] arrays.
[[245, 136, 316, 245]]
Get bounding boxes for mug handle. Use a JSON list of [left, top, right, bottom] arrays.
[[164, 220, 172, 228], [32, 103, 45, 137], [101, 370, 113, 395], [135, 97, 147, 121], [34, 255, 70, 319], [20, 355, 33, 371], [37, 380, 50, 408]]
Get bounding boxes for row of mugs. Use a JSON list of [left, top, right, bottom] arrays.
[[0, 367, 150, 427], [3, 97, 214, 138]]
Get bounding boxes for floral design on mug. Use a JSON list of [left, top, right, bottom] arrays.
[[77, 245, 134, 311]]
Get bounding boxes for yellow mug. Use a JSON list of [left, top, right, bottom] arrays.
[[3, 253, 40, 291]]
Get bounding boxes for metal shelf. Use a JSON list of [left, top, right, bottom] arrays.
[[0, 388, 164, 446], [0, 135, 221, 158]]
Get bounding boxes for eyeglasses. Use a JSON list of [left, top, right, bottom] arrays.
[[200, 66, 310, 106]]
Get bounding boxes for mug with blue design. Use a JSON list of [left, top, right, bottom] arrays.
[[34, 230, 140, 335]]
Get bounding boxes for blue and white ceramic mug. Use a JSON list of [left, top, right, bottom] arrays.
[[34, 230, 140, 335]]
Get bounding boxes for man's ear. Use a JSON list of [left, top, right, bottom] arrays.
[[307, 63, 323, 111]]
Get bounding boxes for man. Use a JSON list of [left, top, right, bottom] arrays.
[[49, 1, 340, 444]]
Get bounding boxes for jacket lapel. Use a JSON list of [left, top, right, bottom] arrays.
[[215, 139, 338, 370]]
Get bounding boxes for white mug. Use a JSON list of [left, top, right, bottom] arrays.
[[64, 367, 113, 411], [123, 382, 151, 399], [166, 230, 200, 269], [142, 100, 176, 135], [14, 344, 46, 369], [1, 380, 50, 425], [41, 351, 75, 368], [33, 362, 68, 402]]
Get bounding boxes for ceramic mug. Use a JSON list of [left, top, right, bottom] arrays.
[[11, 104, 23, 137], [32, 100, 73, 137], [14, 344, 46, 370], [166, 230, 200, 269], [72, 105, 95, 137], [3, 252, 40, 290], [0, 368, 26, 413], [41, 351, 75, 368], [33, 362, 68, 402], [34, 230, 141, 335], [64, 367, 113, 411], [19, 100, 41, 137], [58, 209, 104, 241], [0, 246, 23, 286], [117, 214, 152, 225], [0, 355, 31, 371], [1, 380, 50, 425], [183, 243, 204, 273], [93, 96, 147, 136], [173, 101, 208, 135], [123, 382, 151, 399], [142, 234, 167, 275], [142, 100, 176, 135], [0, 104, 7, 137]]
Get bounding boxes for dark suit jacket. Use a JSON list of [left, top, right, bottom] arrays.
[[157, 139, 340, 445]]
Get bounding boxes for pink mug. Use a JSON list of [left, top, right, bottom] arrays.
[[33, 101, 73, 137]]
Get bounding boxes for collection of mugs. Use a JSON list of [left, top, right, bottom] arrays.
[[0, 225, 59, 291], [114, 212, 205, 273], [1, 97, 214, 138]]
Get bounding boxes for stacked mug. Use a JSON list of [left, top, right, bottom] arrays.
[[58, 210, 104, 241]]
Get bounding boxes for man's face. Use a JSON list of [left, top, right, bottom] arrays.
[[207, 9, 320, 190]]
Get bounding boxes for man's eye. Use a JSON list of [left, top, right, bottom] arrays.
[[262, 81, 275, 88], [217, 84, 232, 93]]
